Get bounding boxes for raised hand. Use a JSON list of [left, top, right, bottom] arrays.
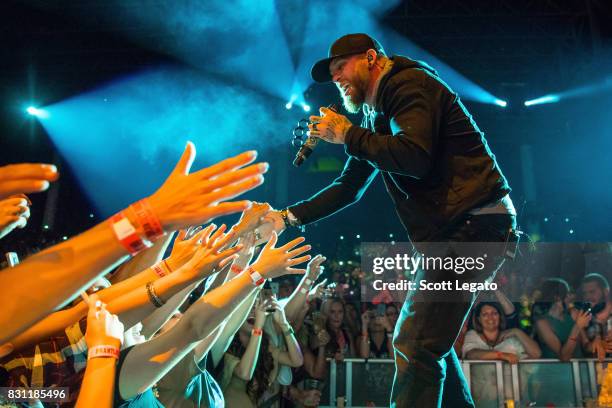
[[180, 224, 243, 279], [84, 295, 124, 349], [309, 278, 329, 300], [259, 209, 287, 236], [231, 202, 272, 239], [165, 226, 212, 271], [250, 232, 311, 279], [0, 195, 31, 239], [270, 297, 290, 326], [147, 143, 268, 232], [306, 254, 326, 280], [255, 297, 273, 326], [0, 163, 59, 200]]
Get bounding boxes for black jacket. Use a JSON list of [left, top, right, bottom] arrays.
[[289, 56, 511, 241]]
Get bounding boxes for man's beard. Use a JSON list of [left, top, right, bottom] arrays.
[[341, 85, 365, 114]]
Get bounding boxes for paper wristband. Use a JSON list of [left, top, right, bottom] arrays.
[[109, 213, 150, 256], [247, 267, 265, 286], [88, 345, 120, 360], [152, 261, 169, 278], [130, 199, 164, 241]]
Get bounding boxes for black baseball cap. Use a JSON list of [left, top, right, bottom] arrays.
[[310, 33, 385, 83]]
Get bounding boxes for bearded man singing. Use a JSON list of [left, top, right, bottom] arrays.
[[264, 33, 518, 407]]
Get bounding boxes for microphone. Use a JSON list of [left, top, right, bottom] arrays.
[[292, 104, 338, 167]]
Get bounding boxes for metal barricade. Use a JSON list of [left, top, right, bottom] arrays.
[[317, 358, 611, 407]]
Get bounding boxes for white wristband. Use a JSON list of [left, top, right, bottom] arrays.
[[247, 267, 265, 286]]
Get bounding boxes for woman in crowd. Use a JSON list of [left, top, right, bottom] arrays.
[[357, 305, 394, 359], [323, 298, 355, 360], [533, 278, 591, 360], [221, 296, 303, 407], [463, 302, 541, 363], [462, 302, 541, 408]]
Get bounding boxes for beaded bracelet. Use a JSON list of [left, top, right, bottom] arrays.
[[146, 281, 166, 307]]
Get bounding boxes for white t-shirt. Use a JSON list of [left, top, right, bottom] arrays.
[[461, 329, 528, 359]]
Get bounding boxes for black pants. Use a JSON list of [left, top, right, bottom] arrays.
[[390, 214, 517, 408]]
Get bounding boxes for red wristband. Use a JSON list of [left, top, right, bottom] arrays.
[[252, 328, 263, 336], [247, 267, 265, 286], [231, 264, 243, 274], [109, 213, 150, 255], [495, 351, 504, 359], [130, 199, 164, 242], [152, 260, 171, 278], [568, 336, 577, 342], [88, 345, 120, 360]]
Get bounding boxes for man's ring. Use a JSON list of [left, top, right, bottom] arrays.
[[311, 122, 318, 131]]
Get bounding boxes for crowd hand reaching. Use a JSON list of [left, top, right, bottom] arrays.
[[306, 255, 326, 281], [259, 208, 288, 237], [237, 229, 257, 255], [0, 195, 31, 239], [147, 142, 268, 232], [309, 279, 329, 300], [250, 232, 311, 279], [0, 163, 59, 200], [164, 226, 210, 271], [231, 202, 272, 239], [85, 295, 124, 349], [179, 224, 243, 280]]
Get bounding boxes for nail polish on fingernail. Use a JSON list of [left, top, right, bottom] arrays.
[[259, 162, 269, 172]]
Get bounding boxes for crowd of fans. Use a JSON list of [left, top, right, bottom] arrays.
[[0, 145, 611, 408]]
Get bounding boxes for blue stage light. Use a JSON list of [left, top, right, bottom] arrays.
[[494, 99, 507, 108], [286, 94, 297, 110], [26, 106, 49, 119], [524, 95, 560, 107], [302, 103, 310, 112]]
